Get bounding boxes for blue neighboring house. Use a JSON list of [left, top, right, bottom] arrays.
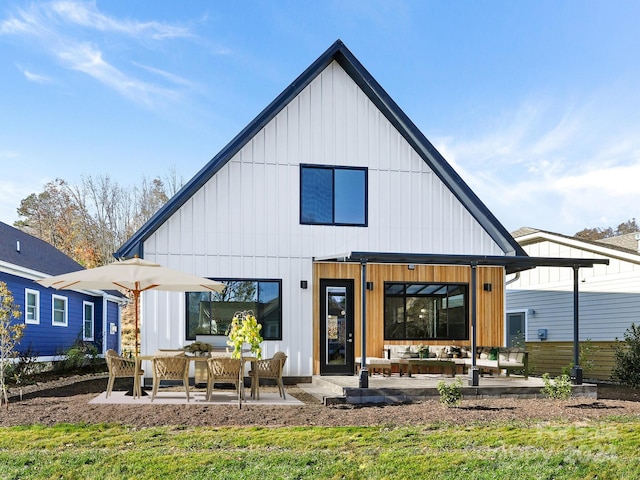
[[0, 221, 125, 360]]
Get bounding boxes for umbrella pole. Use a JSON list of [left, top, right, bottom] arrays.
[[126, 289, 148, 396], [134, 291, 140, 356]]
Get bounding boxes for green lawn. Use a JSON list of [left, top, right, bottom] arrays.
[[1, 419, 639, 479]]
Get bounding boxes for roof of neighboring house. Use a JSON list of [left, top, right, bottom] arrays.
[[0, 222, 125, 299], [598, 232, 640, 253], [116, 39, 526, 259], [512, 226, 640, 262], [0, 221, 84, 275]]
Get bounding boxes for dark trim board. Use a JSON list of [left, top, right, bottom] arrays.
[[315, 251, 609, 275]]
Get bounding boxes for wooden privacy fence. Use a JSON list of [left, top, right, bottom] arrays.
[[526, 341, 621, 381]]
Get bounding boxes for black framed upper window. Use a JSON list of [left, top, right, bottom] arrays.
[[300, 165, 367, 226], [384, 283, 469, 341], [186, 279, 282, 341]]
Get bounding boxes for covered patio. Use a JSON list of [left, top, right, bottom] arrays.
[[317, 252, 610, 388]]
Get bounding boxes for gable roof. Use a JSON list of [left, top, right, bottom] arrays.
[[116, 39, 526, 259], [512, 226, 640, 265], [0, 221, 84, 276]]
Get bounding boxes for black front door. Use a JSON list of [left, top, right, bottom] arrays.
[[319, 279, 355, 375]]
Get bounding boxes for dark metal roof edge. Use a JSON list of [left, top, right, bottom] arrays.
[[116, 39, 523, 258], [317, 251, 609, 274]]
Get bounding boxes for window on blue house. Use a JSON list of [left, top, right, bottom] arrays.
[[384, 283, 468, 341], [300, 165, 367, 226], [25, 288, 40, 325], [186, 279, 282, 341], [83, 301, 94, 341], [52, 295, 68, 327]]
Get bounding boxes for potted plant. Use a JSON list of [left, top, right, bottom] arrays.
[[227, 310, 263, 359], [183, 341, 213, 356]]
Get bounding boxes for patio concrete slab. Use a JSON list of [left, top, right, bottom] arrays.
[[304, 374, 597, 405], [90, 389, 302, 406]]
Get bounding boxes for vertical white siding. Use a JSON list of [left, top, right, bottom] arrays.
[[142, 61, 507, 376]]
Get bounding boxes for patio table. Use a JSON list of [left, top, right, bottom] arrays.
[[400, 358, 456, 377]]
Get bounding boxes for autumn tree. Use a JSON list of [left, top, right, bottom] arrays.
[[15, 179, 85, 259], [574, 218, 639, 241], [0, 282, 24, 408], [14, 170, 183, 267], [574, 227, 614, 241], [614, 218, 639, 236]]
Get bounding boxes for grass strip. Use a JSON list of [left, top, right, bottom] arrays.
[[0, 420, 639, 479]]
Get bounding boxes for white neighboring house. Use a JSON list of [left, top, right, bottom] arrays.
[[116, 40, 530, 382], [507, 227, 640, 380]]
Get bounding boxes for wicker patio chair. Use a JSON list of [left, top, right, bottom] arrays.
[[150, 353, 190, 402], [249, 351, 287, 400], [105, 349, 143, 398], [206, 357, 243, 408]]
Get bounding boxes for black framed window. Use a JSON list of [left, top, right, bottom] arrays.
[[384, 283, 468, 340], [186, 279, 282, 341], [300, 165, 367, 226]]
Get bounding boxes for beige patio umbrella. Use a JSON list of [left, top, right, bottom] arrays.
[[36, 257, 225, 355]]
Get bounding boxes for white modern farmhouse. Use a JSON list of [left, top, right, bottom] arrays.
[[116, 40, 603, 385]]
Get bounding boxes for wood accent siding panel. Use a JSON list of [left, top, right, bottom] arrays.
[[526, 341, 619, 381], [313, 262, 504, 374]]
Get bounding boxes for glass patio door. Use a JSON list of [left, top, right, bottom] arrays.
[[319, 279, 355, 375]]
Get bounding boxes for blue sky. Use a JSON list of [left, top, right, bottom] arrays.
[[1, 1, 639, 236]]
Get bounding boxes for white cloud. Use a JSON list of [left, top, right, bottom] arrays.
[[434, 91, 640, 235], [0, 1, 194, 108], [21, 68, 53, 84], [51, 0, 192, 39], [0, 150, 21, 159], [57, 42, 180, 107], [131, 61, 197, 88]]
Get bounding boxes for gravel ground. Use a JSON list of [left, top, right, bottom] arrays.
[[2, 374, 640, 428]]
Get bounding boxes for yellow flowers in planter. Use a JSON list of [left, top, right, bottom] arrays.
[[226, 310, 263, 359]]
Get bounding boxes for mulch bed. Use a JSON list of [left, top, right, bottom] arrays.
[[1, 373, 640, 428]]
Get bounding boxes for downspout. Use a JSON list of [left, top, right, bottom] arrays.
[[505, 271, 520, 286]]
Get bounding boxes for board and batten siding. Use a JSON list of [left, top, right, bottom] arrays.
[[139, 60, 507, 377], [507, 239, 640, 343]]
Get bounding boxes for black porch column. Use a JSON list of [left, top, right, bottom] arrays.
[[359, 260, 369, 388], [571, 265, 583, 385], [469, 263, 480, 386]]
